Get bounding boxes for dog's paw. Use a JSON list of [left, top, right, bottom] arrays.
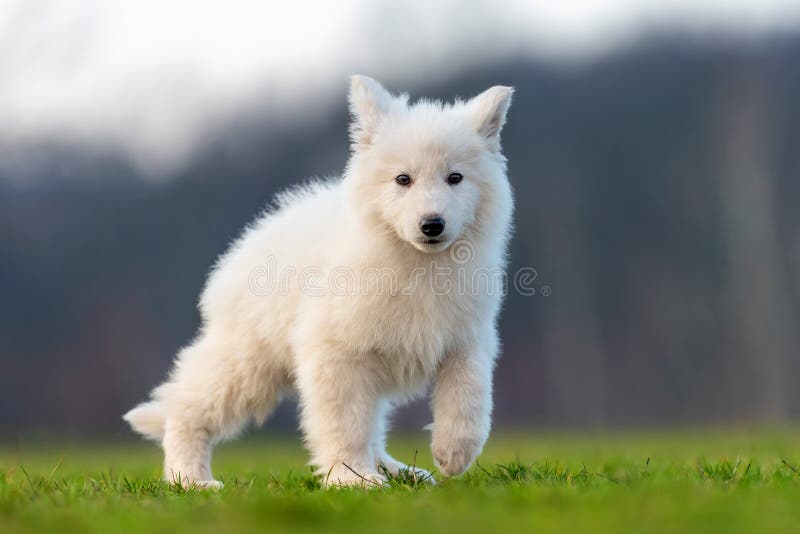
[[395, 466, 437, 485], [323, 463, 388, 489], [431, 438, 481, 477], [192, 479, 224, 490], [378, 457, 436, 484], [169, 476, 224, 490], [166, 471, 224, 490]]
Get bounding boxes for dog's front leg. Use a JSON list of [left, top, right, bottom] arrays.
[[430, 344, 496, 477], [296, 350, 386, 488]]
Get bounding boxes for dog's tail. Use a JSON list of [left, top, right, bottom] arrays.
[[123, 401, 166, 441]]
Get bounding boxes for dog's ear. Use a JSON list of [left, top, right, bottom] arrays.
[[349, 75, 404, 148], [465, 86, 514, 152]]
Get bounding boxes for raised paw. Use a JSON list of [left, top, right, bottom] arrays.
[[431, 438, 481, 477]]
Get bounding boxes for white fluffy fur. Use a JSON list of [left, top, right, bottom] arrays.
[[124, 75, 514, 488]]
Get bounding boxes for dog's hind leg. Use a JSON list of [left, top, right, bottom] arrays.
[[147, 333, 289, 488]]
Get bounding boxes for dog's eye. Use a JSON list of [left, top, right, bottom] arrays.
[[395, 174, 411, 186], [447, 172, 463, 185]]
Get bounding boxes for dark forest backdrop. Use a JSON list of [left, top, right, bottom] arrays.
[[2, 35, 799, 435]]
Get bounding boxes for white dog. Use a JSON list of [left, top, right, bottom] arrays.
[[124, 76, 514, 488]]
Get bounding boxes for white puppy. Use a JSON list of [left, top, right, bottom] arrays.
[[124, 76, 514, 488]]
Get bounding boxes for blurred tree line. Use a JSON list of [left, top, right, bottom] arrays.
[[1, 35, 799, 433]]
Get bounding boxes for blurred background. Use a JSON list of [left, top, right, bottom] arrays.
[[1, 0, 799, 437]]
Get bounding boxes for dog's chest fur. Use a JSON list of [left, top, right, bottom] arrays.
[[321, 260, 491, 388]]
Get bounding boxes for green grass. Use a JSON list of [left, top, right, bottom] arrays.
[[2, 428, 800, 533]]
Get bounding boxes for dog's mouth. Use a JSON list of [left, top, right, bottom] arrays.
[[413, 236, 450, 252]]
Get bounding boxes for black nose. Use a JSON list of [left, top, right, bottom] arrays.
[[420, 216, 445, 237]]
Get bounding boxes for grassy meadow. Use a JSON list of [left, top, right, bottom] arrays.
[[2, 428, 800, 533]]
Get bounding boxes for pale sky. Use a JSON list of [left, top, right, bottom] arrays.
[[1, 0, 798, 177]]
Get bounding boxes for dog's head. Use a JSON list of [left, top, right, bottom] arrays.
[[345, 75, 513, 254]]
